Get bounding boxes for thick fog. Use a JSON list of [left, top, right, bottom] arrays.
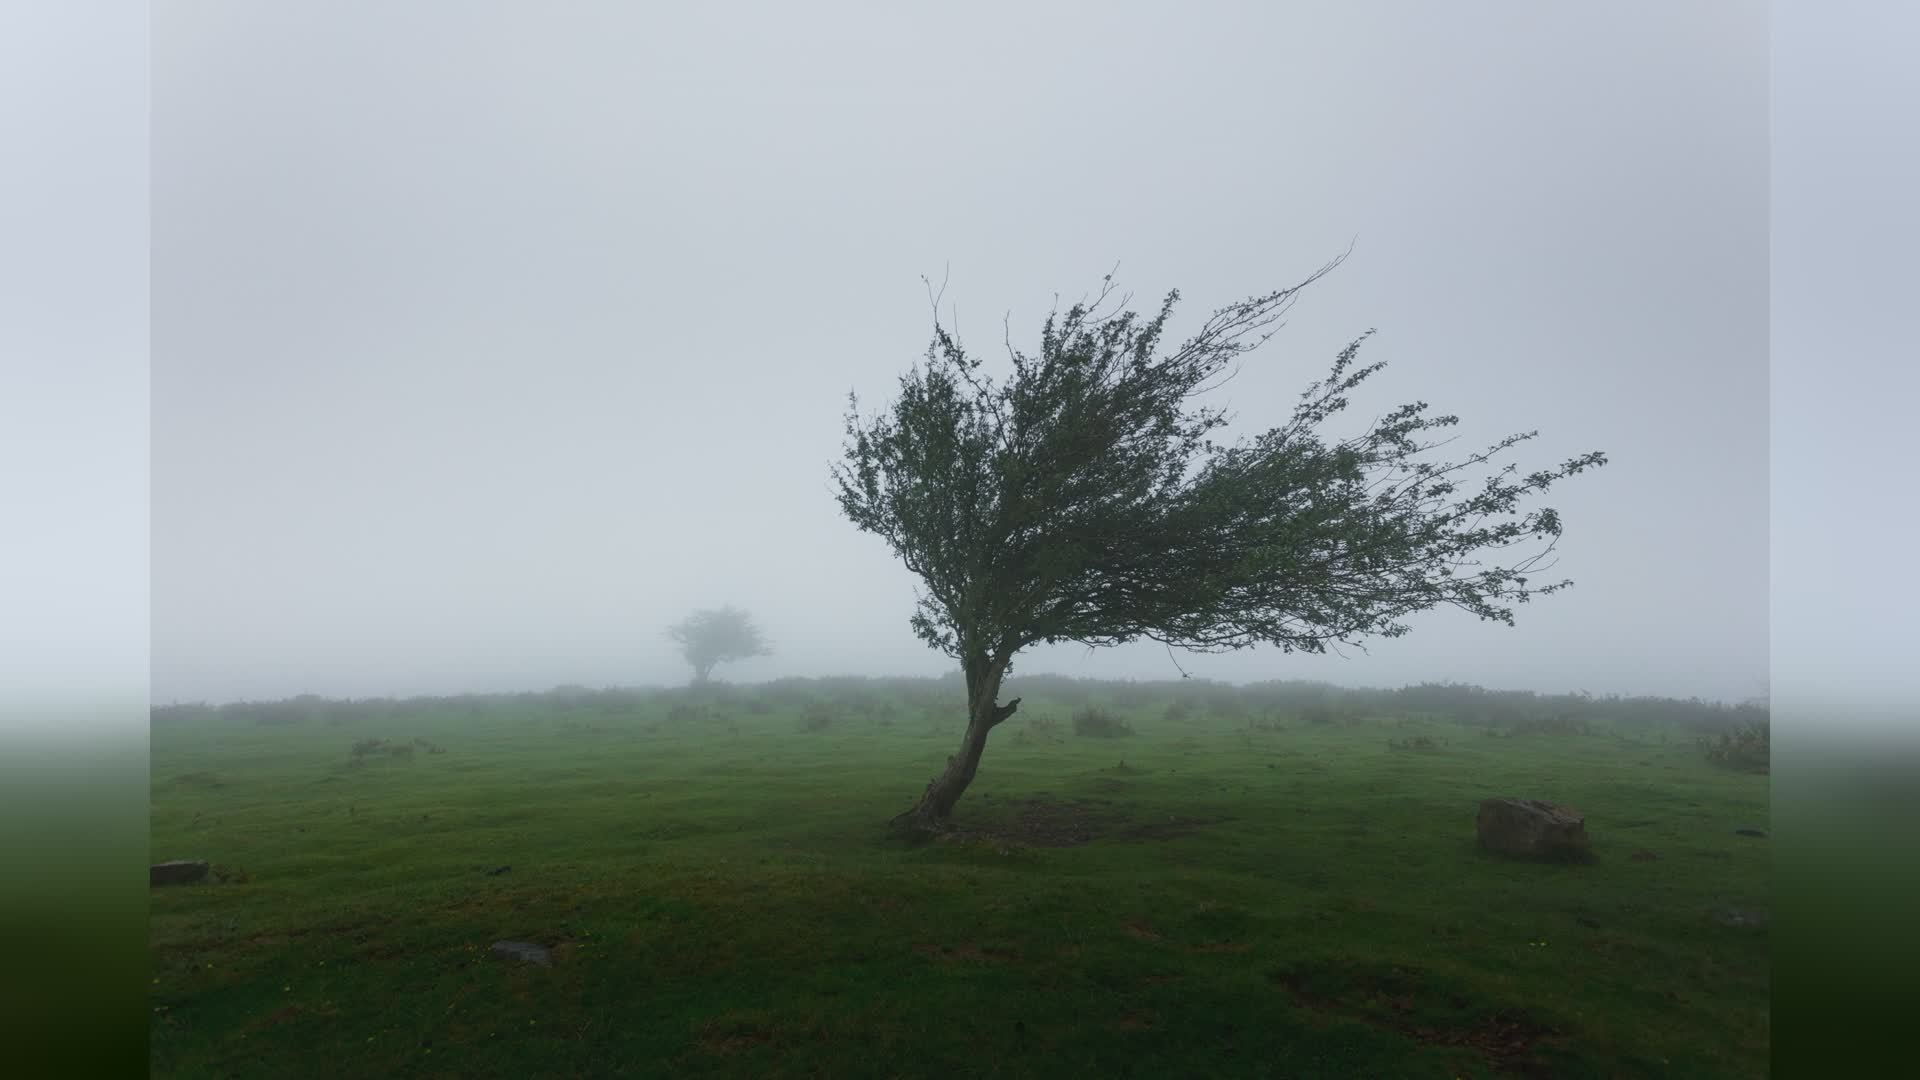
[[151, 3, 1773, 706]]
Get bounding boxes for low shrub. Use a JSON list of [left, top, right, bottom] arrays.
[[800, 704, 834, 732], [348, 738, 415, 765], [1072, 707, 1134, 738], [1701, 718, 1769, 774], [667, 704, 713, 725]]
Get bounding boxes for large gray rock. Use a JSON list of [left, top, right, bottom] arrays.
[[150, 860, 209, 886], [1476, 797, 1589, 859], [489, 941, 552, 966]]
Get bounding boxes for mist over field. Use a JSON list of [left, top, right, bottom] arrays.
[[135, 13, 1792, 1069], [149, 2, 1771, 710]]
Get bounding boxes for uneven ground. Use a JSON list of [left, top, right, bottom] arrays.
[[150, 690, 1769, 1078]]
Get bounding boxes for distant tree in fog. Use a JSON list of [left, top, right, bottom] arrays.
[[666, 606, 772, 686], [833, 255, 1608, 833]]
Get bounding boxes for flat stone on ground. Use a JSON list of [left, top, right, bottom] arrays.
[[151, 860, 209, 886], [489, 940, 552, 966]]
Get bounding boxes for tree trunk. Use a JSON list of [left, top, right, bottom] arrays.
[[890, 653, 1021, 835]]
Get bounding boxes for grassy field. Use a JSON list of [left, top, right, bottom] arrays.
[[149, 681, 1769, 1078]]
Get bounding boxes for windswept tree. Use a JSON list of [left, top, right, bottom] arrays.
[[666, 606, 771, 686], [833, 256, 1607, 832]]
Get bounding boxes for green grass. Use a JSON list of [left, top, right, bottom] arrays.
[[151, 692, 1768, 1078]]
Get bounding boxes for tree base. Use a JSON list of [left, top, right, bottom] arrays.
[[885, 683, 1020, 837], [886, 805, 950, 843]]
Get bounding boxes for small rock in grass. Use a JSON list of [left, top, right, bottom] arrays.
[[1712, 907, 1769, 929], [1475, 797, 1589, 859], [485, 865, 512, 876], [489, 941, 551, 966], [151, 860, 209, 886]]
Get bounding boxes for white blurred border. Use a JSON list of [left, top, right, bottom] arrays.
[[0, 3, 149, 738], [1771, 0, 1920, 736]]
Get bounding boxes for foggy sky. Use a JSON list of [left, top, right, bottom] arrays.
[[151, 2, 1772, 706]]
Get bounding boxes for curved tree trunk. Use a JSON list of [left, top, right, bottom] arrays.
[[890, 653, 1020, 835]]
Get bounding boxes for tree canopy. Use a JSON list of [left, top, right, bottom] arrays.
[[665, 606, 771, 685], [833, 257, 1607, 828]]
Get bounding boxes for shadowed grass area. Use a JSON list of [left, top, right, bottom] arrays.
[[151, 689, 1767, 1077]]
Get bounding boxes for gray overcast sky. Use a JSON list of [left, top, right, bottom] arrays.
[[149, 1, 1772, 705]]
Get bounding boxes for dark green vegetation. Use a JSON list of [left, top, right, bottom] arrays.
[[834, 262, 1606, 827], [1699, 717, 1771, 775], [152, 678, 1768, 1078]]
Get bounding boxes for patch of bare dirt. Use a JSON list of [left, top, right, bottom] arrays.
[[696, 1018, 780, 1055], [1405, 1011, 1558, 1075], [1272, 966, 1561, 1078], [956, 798, 1119, 846], [700, 1031, 777, 1054], [937, 798, 1228, 848]]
